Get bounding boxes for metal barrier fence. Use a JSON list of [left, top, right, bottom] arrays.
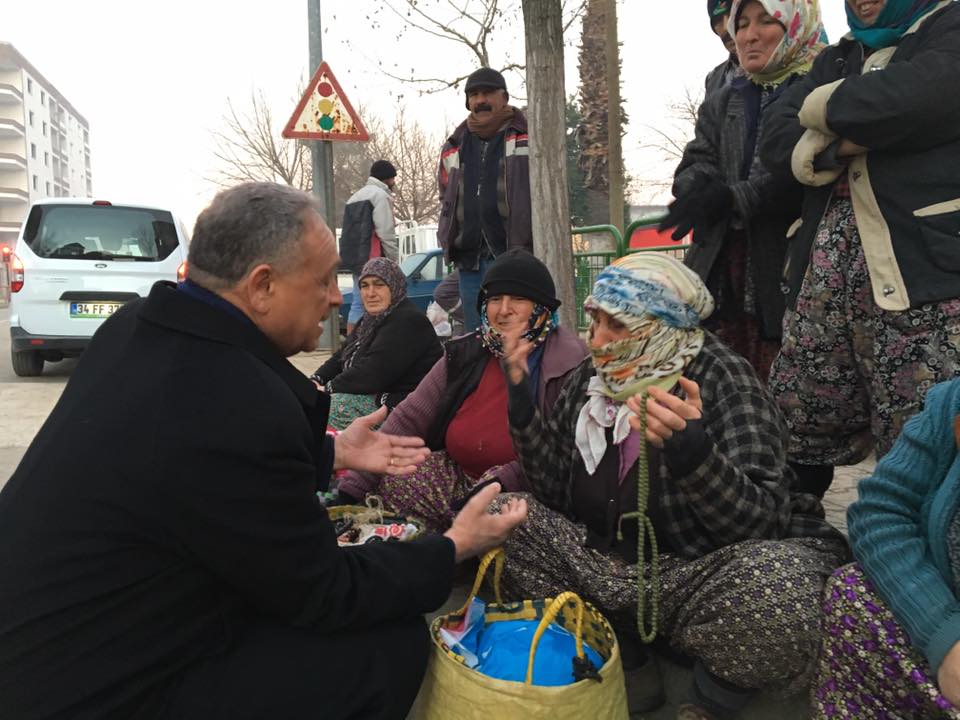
[[572, 219, 691, 331]]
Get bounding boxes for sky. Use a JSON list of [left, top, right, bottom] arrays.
[[4, 1, 851, 227]]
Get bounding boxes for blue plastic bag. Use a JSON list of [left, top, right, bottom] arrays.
[[448, 599, 604, 687]]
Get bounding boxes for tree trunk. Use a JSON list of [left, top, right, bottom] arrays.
[[522, 0, 576, 330], [577, 0, 609, 228], [605, 0, 624, 237]]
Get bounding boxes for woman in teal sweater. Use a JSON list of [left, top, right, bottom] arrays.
[[812, 377, 960, 718]]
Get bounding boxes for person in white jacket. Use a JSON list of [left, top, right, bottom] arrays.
[[340, 160, 398, 332]]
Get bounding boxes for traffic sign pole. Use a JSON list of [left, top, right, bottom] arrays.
[[307, 0, 340, 349]]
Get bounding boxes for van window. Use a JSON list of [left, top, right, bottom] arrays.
[[23, 204, 180, 261]]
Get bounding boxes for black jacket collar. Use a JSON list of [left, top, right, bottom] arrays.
[[138, 281, 320, 409]]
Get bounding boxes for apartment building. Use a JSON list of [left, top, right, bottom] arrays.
[[0, 42, 91, 248]]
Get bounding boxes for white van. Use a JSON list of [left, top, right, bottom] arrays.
[[8, 198, 189, 377]]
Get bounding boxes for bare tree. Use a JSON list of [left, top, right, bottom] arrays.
[[640, 87, 702, 164], [210, 93, 441, 226], [210, 90, 311, 189], [633, 86, 702, 198], [342, 0, 586, 94], [522, 0, 576, 330], [335, 109, 442, 225]]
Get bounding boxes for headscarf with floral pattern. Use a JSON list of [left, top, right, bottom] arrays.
[[729, 0, 827, 86]]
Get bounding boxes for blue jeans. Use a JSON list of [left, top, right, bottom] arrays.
[[348, 273, 364, 325], [457, 256, 491, 332]]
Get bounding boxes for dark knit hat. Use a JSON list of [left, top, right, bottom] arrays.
[[464, 68, 508, 109], [478, 248, 560, 312], [369, 160, 397, 182], [708, 0, 731, 22]]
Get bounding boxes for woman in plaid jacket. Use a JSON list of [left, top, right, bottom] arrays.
[[498, 253, 848, 720]]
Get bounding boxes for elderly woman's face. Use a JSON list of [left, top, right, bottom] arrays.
[[360, 275, 391, 314], [847, 0, 886, 25], [735, 0, 786, 75], [589, 309, 633, 348], [486, 294, 535, 333]]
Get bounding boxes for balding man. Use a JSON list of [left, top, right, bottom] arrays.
[[0, 182, 526, 720]]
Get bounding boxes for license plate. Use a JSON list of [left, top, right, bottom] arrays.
[[69, 302, 122, 319]]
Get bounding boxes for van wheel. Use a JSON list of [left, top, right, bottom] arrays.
[[11, 349, 44, 377]]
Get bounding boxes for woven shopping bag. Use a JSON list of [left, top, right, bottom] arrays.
[[413, 548, 629, 719]]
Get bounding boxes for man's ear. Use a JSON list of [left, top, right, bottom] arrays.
[[954, 414, 960, 450], [244, 263, 276, 314]]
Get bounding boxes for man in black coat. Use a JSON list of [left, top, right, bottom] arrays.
[[0, 182, 527, 720]]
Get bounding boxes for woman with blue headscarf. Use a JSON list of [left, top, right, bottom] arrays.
[[498, 254, 847, 720], [761, 0, 960, 499]]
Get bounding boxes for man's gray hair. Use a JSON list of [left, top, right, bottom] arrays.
[[188, 182, 323, 289]]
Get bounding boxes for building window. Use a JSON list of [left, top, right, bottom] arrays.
[[44, 152, 49, 166], [32, 175, 38, 190], [40, 90, 45, 104], [45, 181, 51, 195], [42, 121, 47, 137], [26, 78, 33, 94], [30, 143, 37, 159], [29, 110, 34, 127]]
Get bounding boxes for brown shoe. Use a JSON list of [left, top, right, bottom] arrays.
[[675, 703, 717, 720]]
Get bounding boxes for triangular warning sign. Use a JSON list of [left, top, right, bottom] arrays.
[[283, 61, 369, 142]]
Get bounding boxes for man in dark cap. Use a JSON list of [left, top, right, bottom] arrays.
[[704, 0, 741, 96], [340, 159, 398, 332], [437, 67, 532, 332]]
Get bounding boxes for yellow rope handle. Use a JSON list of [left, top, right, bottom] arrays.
[[524, 591, 586, 685], [454, 547, 504, 616]]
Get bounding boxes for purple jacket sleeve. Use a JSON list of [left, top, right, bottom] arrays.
[[337, 355, 448, 499]]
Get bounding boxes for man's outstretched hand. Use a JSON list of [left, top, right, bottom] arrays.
[[333, 406, 430, 475], [444, 482, 528, 563]]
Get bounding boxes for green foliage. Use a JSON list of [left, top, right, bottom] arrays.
[[565, 97, 589, 228]]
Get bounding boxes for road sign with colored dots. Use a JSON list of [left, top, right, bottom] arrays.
[[283, 61, 370, 142]]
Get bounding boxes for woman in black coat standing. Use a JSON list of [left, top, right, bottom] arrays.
[[312, 257, 442, 429], [662, 0, 826, 382]]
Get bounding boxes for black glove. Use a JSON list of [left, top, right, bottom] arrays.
[[659, 173, 734, 242]]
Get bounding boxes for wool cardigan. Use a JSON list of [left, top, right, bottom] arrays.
[[848, 377, 960, 672]]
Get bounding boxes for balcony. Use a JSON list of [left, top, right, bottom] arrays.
[[0, 152, 26, 171], [0, 118, 24, 139], [0, 186, 28, 204], [0, 83, 22, 105]]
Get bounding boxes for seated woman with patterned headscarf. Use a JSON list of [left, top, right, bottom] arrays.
[[498, 253, 848, 720], [311, 257, 442, 430]]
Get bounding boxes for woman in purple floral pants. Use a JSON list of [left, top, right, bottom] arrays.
[[759, 0, 960, 497]]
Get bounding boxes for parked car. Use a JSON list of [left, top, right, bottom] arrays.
[[8, 198, 189, 377], [338, 248, 447, 329]]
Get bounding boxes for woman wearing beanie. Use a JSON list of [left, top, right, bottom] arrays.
[[311, 257, 441, 429], [760, 0, 960, 499], [499, 254, 847, 720], [662, 0, 826, 383], [335, 248, 587, 531]]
